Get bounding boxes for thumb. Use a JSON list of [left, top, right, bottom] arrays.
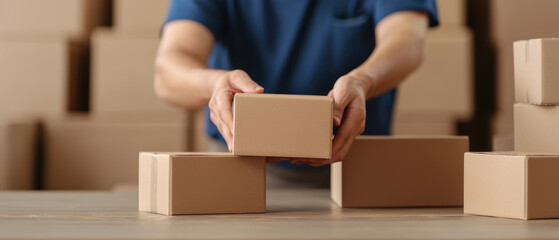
[[329, 89, 350, 127], [228, 70, 264, 93]]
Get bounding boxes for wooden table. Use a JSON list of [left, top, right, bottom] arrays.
[[1, 189, 558, 239]]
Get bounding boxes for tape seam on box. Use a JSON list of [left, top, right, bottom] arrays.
[[150, 153, 158, 212]]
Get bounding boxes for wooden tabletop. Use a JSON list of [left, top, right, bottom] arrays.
[[1, 189, 558, 239]]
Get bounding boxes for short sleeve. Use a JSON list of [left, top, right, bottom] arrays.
[[164, 0, 226, 39], [374, 0, 439, 27]]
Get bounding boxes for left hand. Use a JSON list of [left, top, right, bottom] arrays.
[[286, 73, 369, 166]]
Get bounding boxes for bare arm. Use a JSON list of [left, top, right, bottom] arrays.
[[155, 20, 263, 150], [291, 11, 430, 166]]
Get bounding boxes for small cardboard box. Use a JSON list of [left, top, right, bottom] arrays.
[[114, 0, 169, 32], [514, 39, 559, 105], [0, 36, 87, 114], [0, 0, 109, 42], [464, 152, 559, 220], [0, 117, 37, 190], [44, 112, 189, 190], [437, 0, 465, 26], [233, 93, 332, 159], [91, 28, 179, 114], [396, 27, 473, 119], [392, 111, 457, 135], [514, 103, 559, 153], [139, 152, 266, 215], [331, 136, 468, 208]]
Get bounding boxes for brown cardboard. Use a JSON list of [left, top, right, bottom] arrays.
[[396, 27, 473, 118], [138, 152, 266, 215], [0, 37, 87, 114], [114, 0, 169, 32], [44, 112, 189, 190], [91, 28, 180, 114], [514, 103, 559, 153], [0, 117, 37, 190], [189, 109, 210, 152], [392, 111, 457, 135], [331, 136, 468, 208], [491, 0, 559, 133], [464, 152, 559, 220], [0, 0, 109, 42], [436, 0, 465, 26], [233, 93, 332, 159], [514, 39, 559, 105]]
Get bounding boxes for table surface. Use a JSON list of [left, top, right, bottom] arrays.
[[1, 189, 559, 240]]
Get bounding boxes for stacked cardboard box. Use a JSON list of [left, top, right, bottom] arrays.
[[394, 1, 473, 135], [491, 0, 559, 135], [464, 38, 559, 220], [0, 0, 110, 189], [0, 117, 37, 190]]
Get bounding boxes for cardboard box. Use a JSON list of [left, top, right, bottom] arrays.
[[514, 39, 559, 105], [44, 112, 189, 190], [0, 36, 87, 114], [514, 103, 559, 153], [392, 112, 457, 135], [233, 93, 332, 159], [91, 28, 180, 114], [0, 0, 109, 42], [114, 0, 169, 32], [396, 27, 473, 119], [139, 152, 265, 215], [0, 117, 37, 190], [464, 152, 559, 220], [331, 136, 468, 208], [436, 0, 465, 26], [189, 109, 210, 152], [491, 0, 559, 132]]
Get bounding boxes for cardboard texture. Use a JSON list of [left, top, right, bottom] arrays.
[[491, 0, 559, 133], [436, 0, 465, 26], [91, 28, 180, 114], [138, 152, 266, 215], [392, 112, 457, 135], [514, 103, 559, 153], [514, 39, 559, 105], [0, 118, 37, 190], [0, 37, 87, 114], [44, 113, 189, 190], [114, 0, 169, 31], [464, 152, 559, 220], [233, 93, 333, 159], [396, 27, 473, 119], [331, 136, 468, 208], [0, 0, 109, 42]]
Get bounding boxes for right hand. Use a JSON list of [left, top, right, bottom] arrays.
[[208, 69, 264, 151]]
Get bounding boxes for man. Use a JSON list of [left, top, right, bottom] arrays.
[[155, 0, 439, 187]]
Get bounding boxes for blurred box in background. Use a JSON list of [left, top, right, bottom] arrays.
[[0, 0, 110, 42], [436, 0, 465, 26], [394, 27, 472, 135], [491, 0, 559, 135], [190, 109, 209, 152], [43, 112, 190, 190], [514, 103, 559, 154], [0, 117, 37, 190], [91, 28, 179, 114], [0, 36, 88, 115], [114, 0, 169, 32], [492, 133, 513, 151]]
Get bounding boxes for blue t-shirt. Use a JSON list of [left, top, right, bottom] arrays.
[[165, 0, 439, 166]]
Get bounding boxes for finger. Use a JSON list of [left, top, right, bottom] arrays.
[[331, 100, 366, 164], [215, 90, 235, 134], [330, 83, 352, 127], [209, 109, 232, 151], [227, 70, 264, 93]]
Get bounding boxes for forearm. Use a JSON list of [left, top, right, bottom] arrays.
[[155, 51, 224, 109], [349, 11, 429, 99]]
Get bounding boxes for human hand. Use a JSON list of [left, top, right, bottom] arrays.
[[288, 74, 368, 166], [208, 70, 264, 151]]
